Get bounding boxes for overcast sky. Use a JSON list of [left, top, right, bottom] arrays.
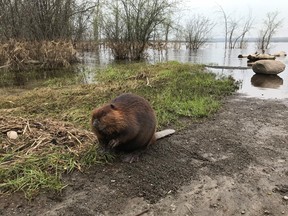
[[179, 0, 287, 37]]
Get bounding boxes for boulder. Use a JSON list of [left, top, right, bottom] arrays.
[[252, 60, 286, 75]]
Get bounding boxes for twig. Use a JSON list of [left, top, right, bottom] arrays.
[[23, 124, 27, 135], [67, 146, 79, 156], [0, 64, 11, 69], [23, 120, 31, 134], [146, 77, 151, 87], [14, 143, 32, 152], [27, 120, 31, 132], [67, 131, 83, 146], [185, 204, 194, 215], [86, 133, 95, 142], [134, 209, 149, 216], [25, 136, 46, 155]]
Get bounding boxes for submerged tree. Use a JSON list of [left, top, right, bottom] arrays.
[[257, 11, 283, 51], [237, 12, 254, 49], [227, 13, 254, 49], [216, 4, 229, 49], [185, 14, 215, 50], [101, 0, 177, 60], [227, 17, 239, 49], [216, 6, 253, 49]]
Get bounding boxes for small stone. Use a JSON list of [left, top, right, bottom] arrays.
[[7, 131, 18, 139], [110, 179, 116, 183], [264, 210, 270, 214], [283, 196, 288, 200], [170, 204, 176, 211], [241, 210, 246, 214]]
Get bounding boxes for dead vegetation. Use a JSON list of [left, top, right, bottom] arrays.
[[0, 40, 79, 71], [0, 116, 104, 198], [0, 116, 94, 156]]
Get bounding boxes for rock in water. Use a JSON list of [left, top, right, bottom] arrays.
[[252, 60, 286, 75], [272, 51, 287, 57]]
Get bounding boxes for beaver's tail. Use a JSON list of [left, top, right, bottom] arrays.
[[155, 129, 175, 140]]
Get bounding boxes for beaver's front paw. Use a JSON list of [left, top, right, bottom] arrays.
[[108, 139, 120, 149]]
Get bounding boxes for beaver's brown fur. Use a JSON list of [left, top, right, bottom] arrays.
[[91, 93, 156, 153]]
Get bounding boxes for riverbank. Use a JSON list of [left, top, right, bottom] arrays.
[[1, 94, 288, 215]]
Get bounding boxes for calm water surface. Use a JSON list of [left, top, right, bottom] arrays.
[[147, 42, 288, 99], [2, 42, 288, 99]]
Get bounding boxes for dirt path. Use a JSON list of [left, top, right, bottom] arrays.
[[1, 94, 288, 216]]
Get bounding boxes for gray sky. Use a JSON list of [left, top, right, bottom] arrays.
[[180, 0, 287, 37]]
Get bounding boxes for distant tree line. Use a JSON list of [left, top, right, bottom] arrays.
[[0, 0, 284, 60]]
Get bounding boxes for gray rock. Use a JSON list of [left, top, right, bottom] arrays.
[[252, 60, 286, 75]]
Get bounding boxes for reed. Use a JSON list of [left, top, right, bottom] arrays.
[[0, 40, 79, 71]]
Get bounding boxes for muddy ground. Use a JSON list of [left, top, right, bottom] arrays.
[[1, 93, 288, 216]]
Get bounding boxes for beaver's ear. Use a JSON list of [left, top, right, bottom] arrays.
[[110, 103, 116, 110]]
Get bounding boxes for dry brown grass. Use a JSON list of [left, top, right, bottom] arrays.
[[73, 40, 104, 52], [0, 115, 101, 198], [107, 41, 147, 60], [0, 116, 95, 159], [0, 40, 79, 71]]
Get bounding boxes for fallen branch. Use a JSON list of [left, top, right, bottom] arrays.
[[205, 65, 250, 70]]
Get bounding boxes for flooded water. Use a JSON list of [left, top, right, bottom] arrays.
[[145, 42, 288, 99], [1, 42, 288, 99]]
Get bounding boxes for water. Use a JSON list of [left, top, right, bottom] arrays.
[[1, 42, 288, 99], [146, 42, 288, 99]]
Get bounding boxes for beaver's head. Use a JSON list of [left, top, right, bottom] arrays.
[[91, 103, 125, 134]]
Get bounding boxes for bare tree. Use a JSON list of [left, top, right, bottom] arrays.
[[185, 14, 215, 50], [102, 0, 177, 60], [93, 0, 103, 43], [228, 14, 253, 49], [227, 18, 239, 49], [216, 4, 229, 49], [257, 11, 283, 51], [0, 0, 96, 41], [217, 8, 253, 49], [237, 12, 254, 48]]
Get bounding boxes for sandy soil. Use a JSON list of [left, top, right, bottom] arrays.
[[1, 93, 288, 216]]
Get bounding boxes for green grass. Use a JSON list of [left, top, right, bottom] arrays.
[[0, 61, 238, 198]]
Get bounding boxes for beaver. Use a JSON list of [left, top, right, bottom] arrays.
[[91, 93, 175, 162]]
